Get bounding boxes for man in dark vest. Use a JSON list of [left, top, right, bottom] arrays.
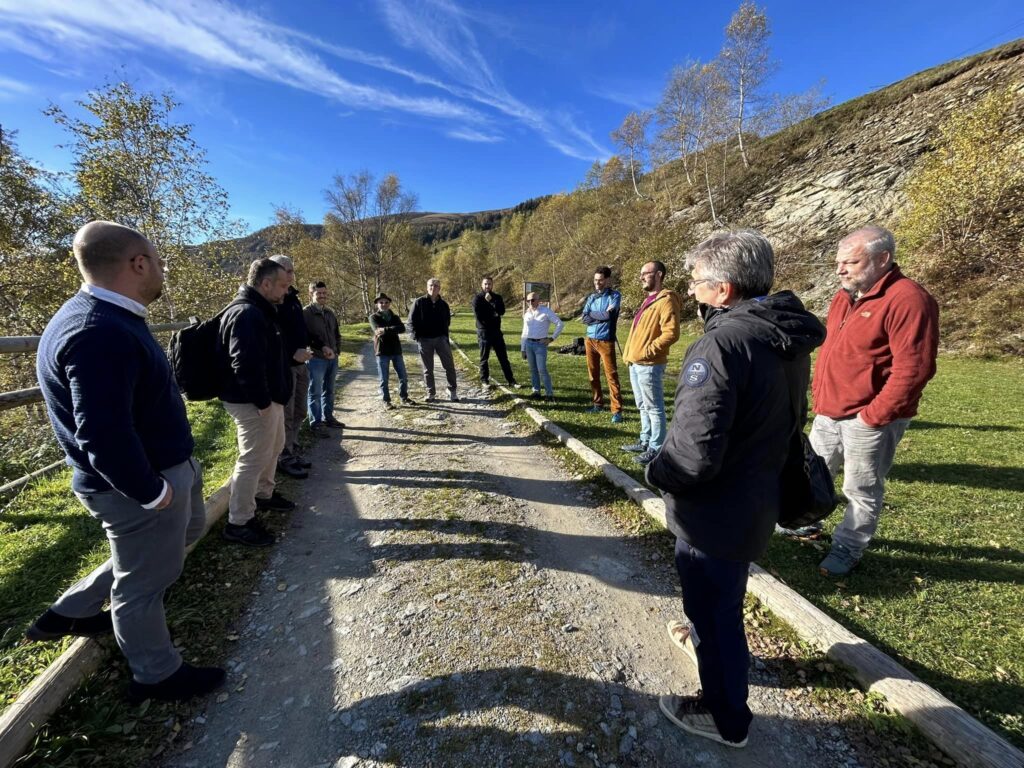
[[31, 220, 225, 703]]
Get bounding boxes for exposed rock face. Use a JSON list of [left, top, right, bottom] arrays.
[[672, 40, 1024, 268]]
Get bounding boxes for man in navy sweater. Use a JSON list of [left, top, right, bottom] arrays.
[[31, 220, 225, 703]]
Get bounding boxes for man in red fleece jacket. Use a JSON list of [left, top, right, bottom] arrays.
[[803, 225, 939, 577]]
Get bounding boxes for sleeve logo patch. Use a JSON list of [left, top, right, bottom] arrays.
[[684, 358, 711, 387]]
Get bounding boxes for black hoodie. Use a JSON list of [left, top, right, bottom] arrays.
[[646, 290, 826, 562]]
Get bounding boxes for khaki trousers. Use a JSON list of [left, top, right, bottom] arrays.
[[585, 338, 622, 413], [223, 402, 285, 525]]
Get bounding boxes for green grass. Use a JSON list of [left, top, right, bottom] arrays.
[[0, 323, 370, 766], [448, 308, 1024, 748]]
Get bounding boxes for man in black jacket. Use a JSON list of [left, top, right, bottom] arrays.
[[218, 258, 295, 548], [471, 276, 518, 389], [646, 230, 825, 748], [369, 292, 411, 408], [407, 277, 458, 402], [269, 255, 313, 478]]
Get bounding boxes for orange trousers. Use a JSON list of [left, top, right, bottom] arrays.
[[585, 338, 622, 413]]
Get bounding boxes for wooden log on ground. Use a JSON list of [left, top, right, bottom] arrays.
[[0, 388, 43, 413], [0, 483, 230, 768], [0, 461, 66, 496]]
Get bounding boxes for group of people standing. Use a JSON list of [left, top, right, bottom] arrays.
[[27, 217, 939, 756]]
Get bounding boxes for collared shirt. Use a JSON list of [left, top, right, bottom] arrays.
[[521, 305, 564, 341], [81, 284, 148, 318], [79, 285, 167, 508]]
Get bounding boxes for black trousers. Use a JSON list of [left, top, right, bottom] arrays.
[[478, 331, 516, 384]]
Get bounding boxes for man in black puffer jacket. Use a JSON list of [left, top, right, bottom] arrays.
[[218, 258, 295, 548], [647, 230, 825, 749]]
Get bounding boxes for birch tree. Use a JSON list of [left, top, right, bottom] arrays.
[[719, 1, 773, 168], [610, 111, 652, 200]]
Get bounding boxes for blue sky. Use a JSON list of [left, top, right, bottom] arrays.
[[1, 0, 1022, 234]]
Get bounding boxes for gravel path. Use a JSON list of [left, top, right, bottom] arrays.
[[157, 344, 872, 768]]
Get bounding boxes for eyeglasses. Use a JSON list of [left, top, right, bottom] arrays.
[[688, 278, 714, 291]]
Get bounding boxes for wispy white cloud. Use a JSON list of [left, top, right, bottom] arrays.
[[0, 0, 484, 123], [376, 0, 609, 161], [0, 74, 34, 98], [446, 128, 503, 143]]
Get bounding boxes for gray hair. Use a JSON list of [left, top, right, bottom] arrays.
[[427, 277, 441, 288], [839, 225, 895, 261], [269, 254, 294, 270], [684, 229, 775, 299], [247, 258, 284, 288]]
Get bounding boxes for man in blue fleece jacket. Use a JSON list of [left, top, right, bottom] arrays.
[[31, 220, 225, 703]]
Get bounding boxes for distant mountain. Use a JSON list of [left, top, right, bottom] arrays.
[[226, 197, 550, 258]]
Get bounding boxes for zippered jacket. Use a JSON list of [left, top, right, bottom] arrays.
[[622, 289, 681, 365], [369, 310, 406, 356], [303, 303, 341, 358], [812, 266, 939, 427], [646, 291, 826, 562], [582, 288, 621, 342], [218, 286, 292, 409]]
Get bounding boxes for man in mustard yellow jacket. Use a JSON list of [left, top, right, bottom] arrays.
[[621, 260, 682, 465]]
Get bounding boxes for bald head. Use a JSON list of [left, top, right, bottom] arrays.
[[73, 221, 153, 282]]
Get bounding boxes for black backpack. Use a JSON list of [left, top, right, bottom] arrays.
[[167, 299, 245, 401], [777, 429, 840, 528]]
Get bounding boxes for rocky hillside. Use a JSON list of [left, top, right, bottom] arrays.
[[671, 39, 1024, 305]]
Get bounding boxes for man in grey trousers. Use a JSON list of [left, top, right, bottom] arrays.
[[407, 277, 459, 402], [31, 220, 225, 703]]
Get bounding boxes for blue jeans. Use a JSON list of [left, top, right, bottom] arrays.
[[674, 537, 752, 743], [376, 354, 408, 403], [629, 363, 666, 451], [307, 356, 338, 424], [524, 339, 552, 395]]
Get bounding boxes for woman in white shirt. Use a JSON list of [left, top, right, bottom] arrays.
[[520, 292, 564, 401]]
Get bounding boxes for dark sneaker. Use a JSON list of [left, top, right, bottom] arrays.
[[529, 390, 541, 399], [309, 423, 329, 439], [633, 448, 657, 465], [277, 459, 308, 479], [383, 401, 396, 410], [449, 393, 460, 402], [620, 442, 648, 453], [424, 394, 437, 403], [658, 694, 747, 748], [610, 412, 624, 424], [128, 662, 226, 704], [222, 519, 275, 547], [545, 395, 556, 403], [819, 542, 860, 577], [325, 418, 345, 429], [293, 455, 312, 469], [26, 608, 113, 642], [401, 397, 415, 406], [256, 492, 296, 511]]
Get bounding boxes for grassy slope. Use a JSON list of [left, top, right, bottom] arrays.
[[447, 309, 1024, 747]]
